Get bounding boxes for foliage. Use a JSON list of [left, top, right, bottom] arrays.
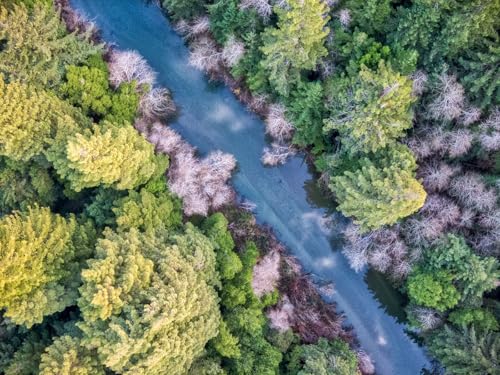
[[407, 270, 460, 312], [260, 0, 329, 96], [0, 75, 85, 162], [78, 225, 220, 374], [329, 145, 426, 231], [202, 213, 243, 280], [49, 122, 158, 192], [0, 4, 98, 88], [459, 40, 500, 109], [112, 188, 181, 233], [425, 235, 500, 303], [39, 336, 104, 375], [162, 0, 206, 20], [448, 308, 499, 332], [59, 65, 139, 123], [286, 338, 360, 375], [0, 157, 58, 214], [287, 81, 325, 148], [428, 325, 500, 375], [324, 61, 415, 154], [0, 206, 94, 327], [208, 0, 260, 45]]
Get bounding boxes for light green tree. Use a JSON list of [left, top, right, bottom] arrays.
[[324, 61, 415, 154], [287, 338, 360, 375], [0, 206, 94, 327], [39, 336, 104, 375], [329, 145, 426, 231], [112, 188, 181, 233], [49, 122, 158, 192], [77, 225, 221, 375], [0, 4, 99, 87], [407, 270, 460, 311], [260, 0, 329, 96], [0, 75, 86, 162]]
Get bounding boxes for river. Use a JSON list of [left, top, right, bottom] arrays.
[[70, 0, 430, 373]]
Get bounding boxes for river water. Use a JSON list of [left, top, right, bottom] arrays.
[[70, 0, 430, 373]]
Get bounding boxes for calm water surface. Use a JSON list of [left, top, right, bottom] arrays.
[[70, 1, 430, 372]]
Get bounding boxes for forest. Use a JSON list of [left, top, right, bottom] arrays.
[[0, 0, 499, 374]]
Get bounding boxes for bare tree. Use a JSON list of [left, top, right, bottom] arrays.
[[108, 50, 157, 88], [449, 173, 498, 212], [428, 73, 465, 121], [409, 306, 444, 331], [459, 106, 481, 126], [222, 36, 245, 67], [261, 143, 296, 166], [265, 104, 294, 142], [357, 351, 375, 375], [478, 108, 500, 152], [267, 296, 295, 332], [445, 129, 473, 158], [188, 36, 223, 72], [145, 123, 237, 215], [411, 70, 428, 96], [189, 16, 210, 37], [419, 161, 459, 192], [338, 9, 351, 28], [252, 250, 281, 297], [240, 0, 273, 21], [139, 87, 176, 120]]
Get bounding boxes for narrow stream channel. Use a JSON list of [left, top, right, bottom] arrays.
[[70, 1, 430, 373]]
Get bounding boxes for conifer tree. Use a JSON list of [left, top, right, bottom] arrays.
[[49, 122, 158, 192], [260, 0, 329, 96], [39, 336, 104, 375], [429, 325, 500, 374], [324, 61, 415, 154], [0, 3, 98, 87], [330, 145, 426, 231], [0, 206, 94, 327], [78, 225, 221, 375], [0, 75, 85, 162], [0, 157, 58, 214]]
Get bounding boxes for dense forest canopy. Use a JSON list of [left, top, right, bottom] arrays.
[[0, 0, 499, 374]]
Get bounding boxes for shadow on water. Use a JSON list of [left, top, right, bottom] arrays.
[[70, 1, 430, 373]]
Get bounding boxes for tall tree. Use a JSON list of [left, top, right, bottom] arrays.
[[0, 206, 94, 327], [260, 0, 329, 96], [0, 3, 98, 87], [429, 325, 500, 375], [77, 225, 221, 375], [324, 61, 415, 154], [49, 122, 159, 192], [329, 145, 426, 231], [0, 75, 86, 162]]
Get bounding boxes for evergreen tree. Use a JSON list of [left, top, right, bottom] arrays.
[[77, 225, 221, 375], [287, 338, 360, 375], [162, 0, 206, 20], [0, 75, 86, 162], [459, 40, 500, 109], [329, 145, 426, 230], [0, 4, 99, 87], [429, 325, 500, 375], [49, 122, 158, 192], [287, 81, 325, 149], [0, 206, 94, 327], [112, 188, 182, 234], [260, 0, 329, 96], [39, 336, 104, 375], [324, 61, 415, 154], [0, 157, 58, 214]]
